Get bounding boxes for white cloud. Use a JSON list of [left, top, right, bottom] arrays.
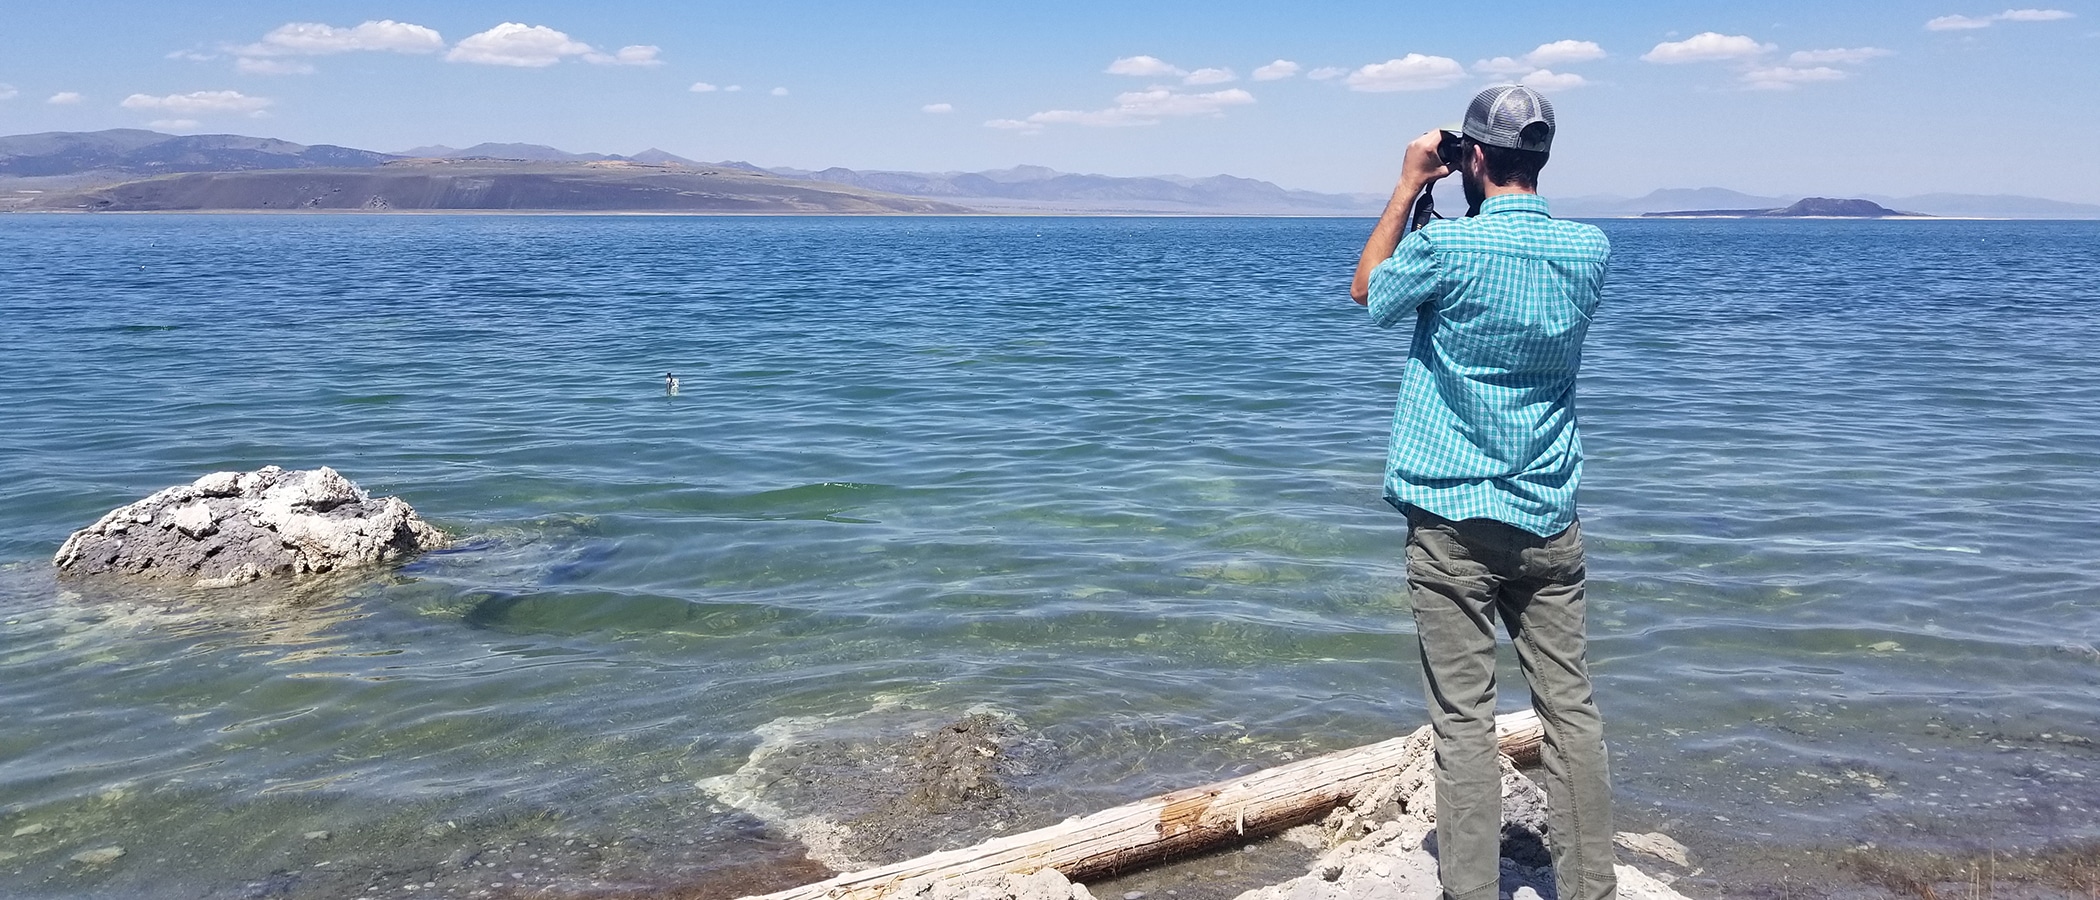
[[1306, 66, 1347, 81], [1182, 67, 1236, 85], [1474, 56, 1533, 77], [1252, 59, 1300, 81], [585, 45, 661, 66], [240, 20, 444, 57], [149, 119, 202, 131], [0, 84, 16, 101], [1478, 40, 1607, 77], [121, 90, 272, 115], [447, 23, 593, 67], [1787, 47, 1894, 65], [1741, 65, 1848, 89], [1642, 32, 1774, 63], [1927, 13, 1997, 28], [724, 85, 743, 92], [167, 50, 217, 62], [689, 82, 720, 93], [1928, 8, 2076, 29], [1526, 39, 1608, 67], [1105, 55, 1185, 77], [922, 102, 954, 113], [48, 91, 84, 104], [1520, 70, 1589, 91], [1344, 54, 1468, 92], [988, 87, 1256, 132], [237, 57, 316, 75], [771, 86, 790, 96], [1999, 8, 2076, 21]]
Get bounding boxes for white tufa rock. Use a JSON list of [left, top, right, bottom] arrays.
[[53, 466, 447, 588]]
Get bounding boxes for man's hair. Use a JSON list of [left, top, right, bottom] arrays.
[[1476, 122, 1551, 188]]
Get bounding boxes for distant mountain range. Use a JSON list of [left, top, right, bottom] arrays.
[[28, 158, 972, 215], [5, 129, 2098, 218], [0, 128, 393, 177]]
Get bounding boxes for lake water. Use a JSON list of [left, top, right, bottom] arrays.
[[1, 214, 2096, 898]]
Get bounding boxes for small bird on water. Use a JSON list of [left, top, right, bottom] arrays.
[[665, 372, 680, 395]]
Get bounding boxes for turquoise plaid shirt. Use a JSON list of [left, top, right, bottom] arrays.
[[1366, 193, 1609, 536]]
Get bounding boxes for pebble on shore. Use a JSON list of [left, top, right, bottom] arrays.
[[69, 846, 125, 866]]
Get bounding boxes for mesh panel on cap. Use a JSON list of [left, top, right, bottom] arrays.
[[1463, 85, 1556, 153]]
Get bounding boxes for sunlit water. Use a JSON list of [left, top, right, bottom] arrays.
[[1, 215, 2095, 898]]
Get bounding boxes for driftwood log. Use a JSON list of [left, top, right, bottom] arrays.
[[743, 710, 1544, 900]]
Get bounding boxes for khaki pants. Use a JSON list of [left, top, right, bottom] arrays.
[[1405, 507, 1616, 900]]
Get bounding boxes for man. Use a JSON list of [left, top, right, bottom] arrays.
[[1348, 85, 1616, 900]]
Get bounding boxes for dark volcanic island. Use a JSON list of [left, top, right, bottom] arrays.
[[1641, 197, 1925, 218]]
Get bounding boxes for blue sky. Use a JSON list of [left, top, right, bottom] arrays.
[[2, 1, 2095, 201]]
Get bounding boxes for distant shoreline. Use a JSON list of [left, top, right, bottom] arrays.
[[1, 208, 2060, 221]]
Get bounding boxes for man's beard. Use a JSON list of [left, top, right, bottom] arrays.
[[1461, 170, 1486, 216]]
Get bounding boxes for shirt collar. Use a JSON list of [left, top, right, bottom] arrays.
[[1479, 193, 1551, 217]]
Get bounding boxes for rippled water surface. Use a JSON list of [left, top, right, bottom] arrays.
[[1, 215, 2096, 898]]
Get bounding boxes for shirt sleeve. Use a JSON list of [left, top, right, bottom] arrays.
[[1367, 230, 1441, 329]]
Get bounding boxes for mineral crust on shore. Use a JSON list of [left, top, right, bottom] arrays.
[[53, 466, 447, 588]]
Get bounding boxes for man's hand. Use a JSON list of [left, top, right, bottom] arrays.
[[1350, 131, 1452, 305], [1402, 129, 1453, 188]]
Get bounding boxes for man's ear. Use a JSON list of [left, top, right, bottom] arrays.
[[1468, 142, 1487, 179]]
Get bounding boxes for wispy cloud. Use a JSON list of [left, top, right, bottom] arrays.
[[690, 82, 721, 92], [48, 91, 84, 105], [922, 102, 954, 114], [1106, 55, 1183, 78], [1641, 31, 1884, 90], [1928, 8, 2076, 29], [223, 19, 442, 74], [1787, 47, 1893, 65], [1527, 39, 1608, 67], [1251, 59, 1300, 81], [206, 19, 656, 73], [237, 58, 316, 75], [1103, 56, 1238, 86], [121, 90, 272, 115], [987, 87, 1255, 132], [1476, 39, 1605, 89], [1306, 66, 1347, 81], [585, 45, 661, 67], [239, 20, 444, 57], [1344, 54, 1468, 92], [1643, 32, 1775, 63], [1741, 65, 1848, 89], [0, 84, 16, 101], [770, 87, 790, 96], [1520, 70, 1589, 91], [447, 23, 593, 67]]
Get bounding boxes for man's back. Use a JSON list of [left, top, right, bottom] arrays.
[[1365, 193, 1610, 536]]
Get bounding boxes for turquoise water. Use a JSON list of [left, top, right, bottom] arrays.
[[1, 215, 2096, 897]]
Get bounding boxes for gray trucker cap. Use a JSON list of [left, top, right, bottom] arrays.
[[1462, 85, 1556, 153]]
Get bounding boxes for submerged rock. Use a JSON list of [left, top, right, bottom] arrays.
[[53, 466, 447, 588], [699, 706, 1060, 872]]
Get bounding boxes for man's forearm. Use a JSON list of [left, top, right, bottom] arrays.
[[1350, 175, 1432, 305]]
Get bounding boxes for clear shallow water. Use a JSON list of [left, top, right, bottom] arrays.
[[0, 214, 2096, 897]]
